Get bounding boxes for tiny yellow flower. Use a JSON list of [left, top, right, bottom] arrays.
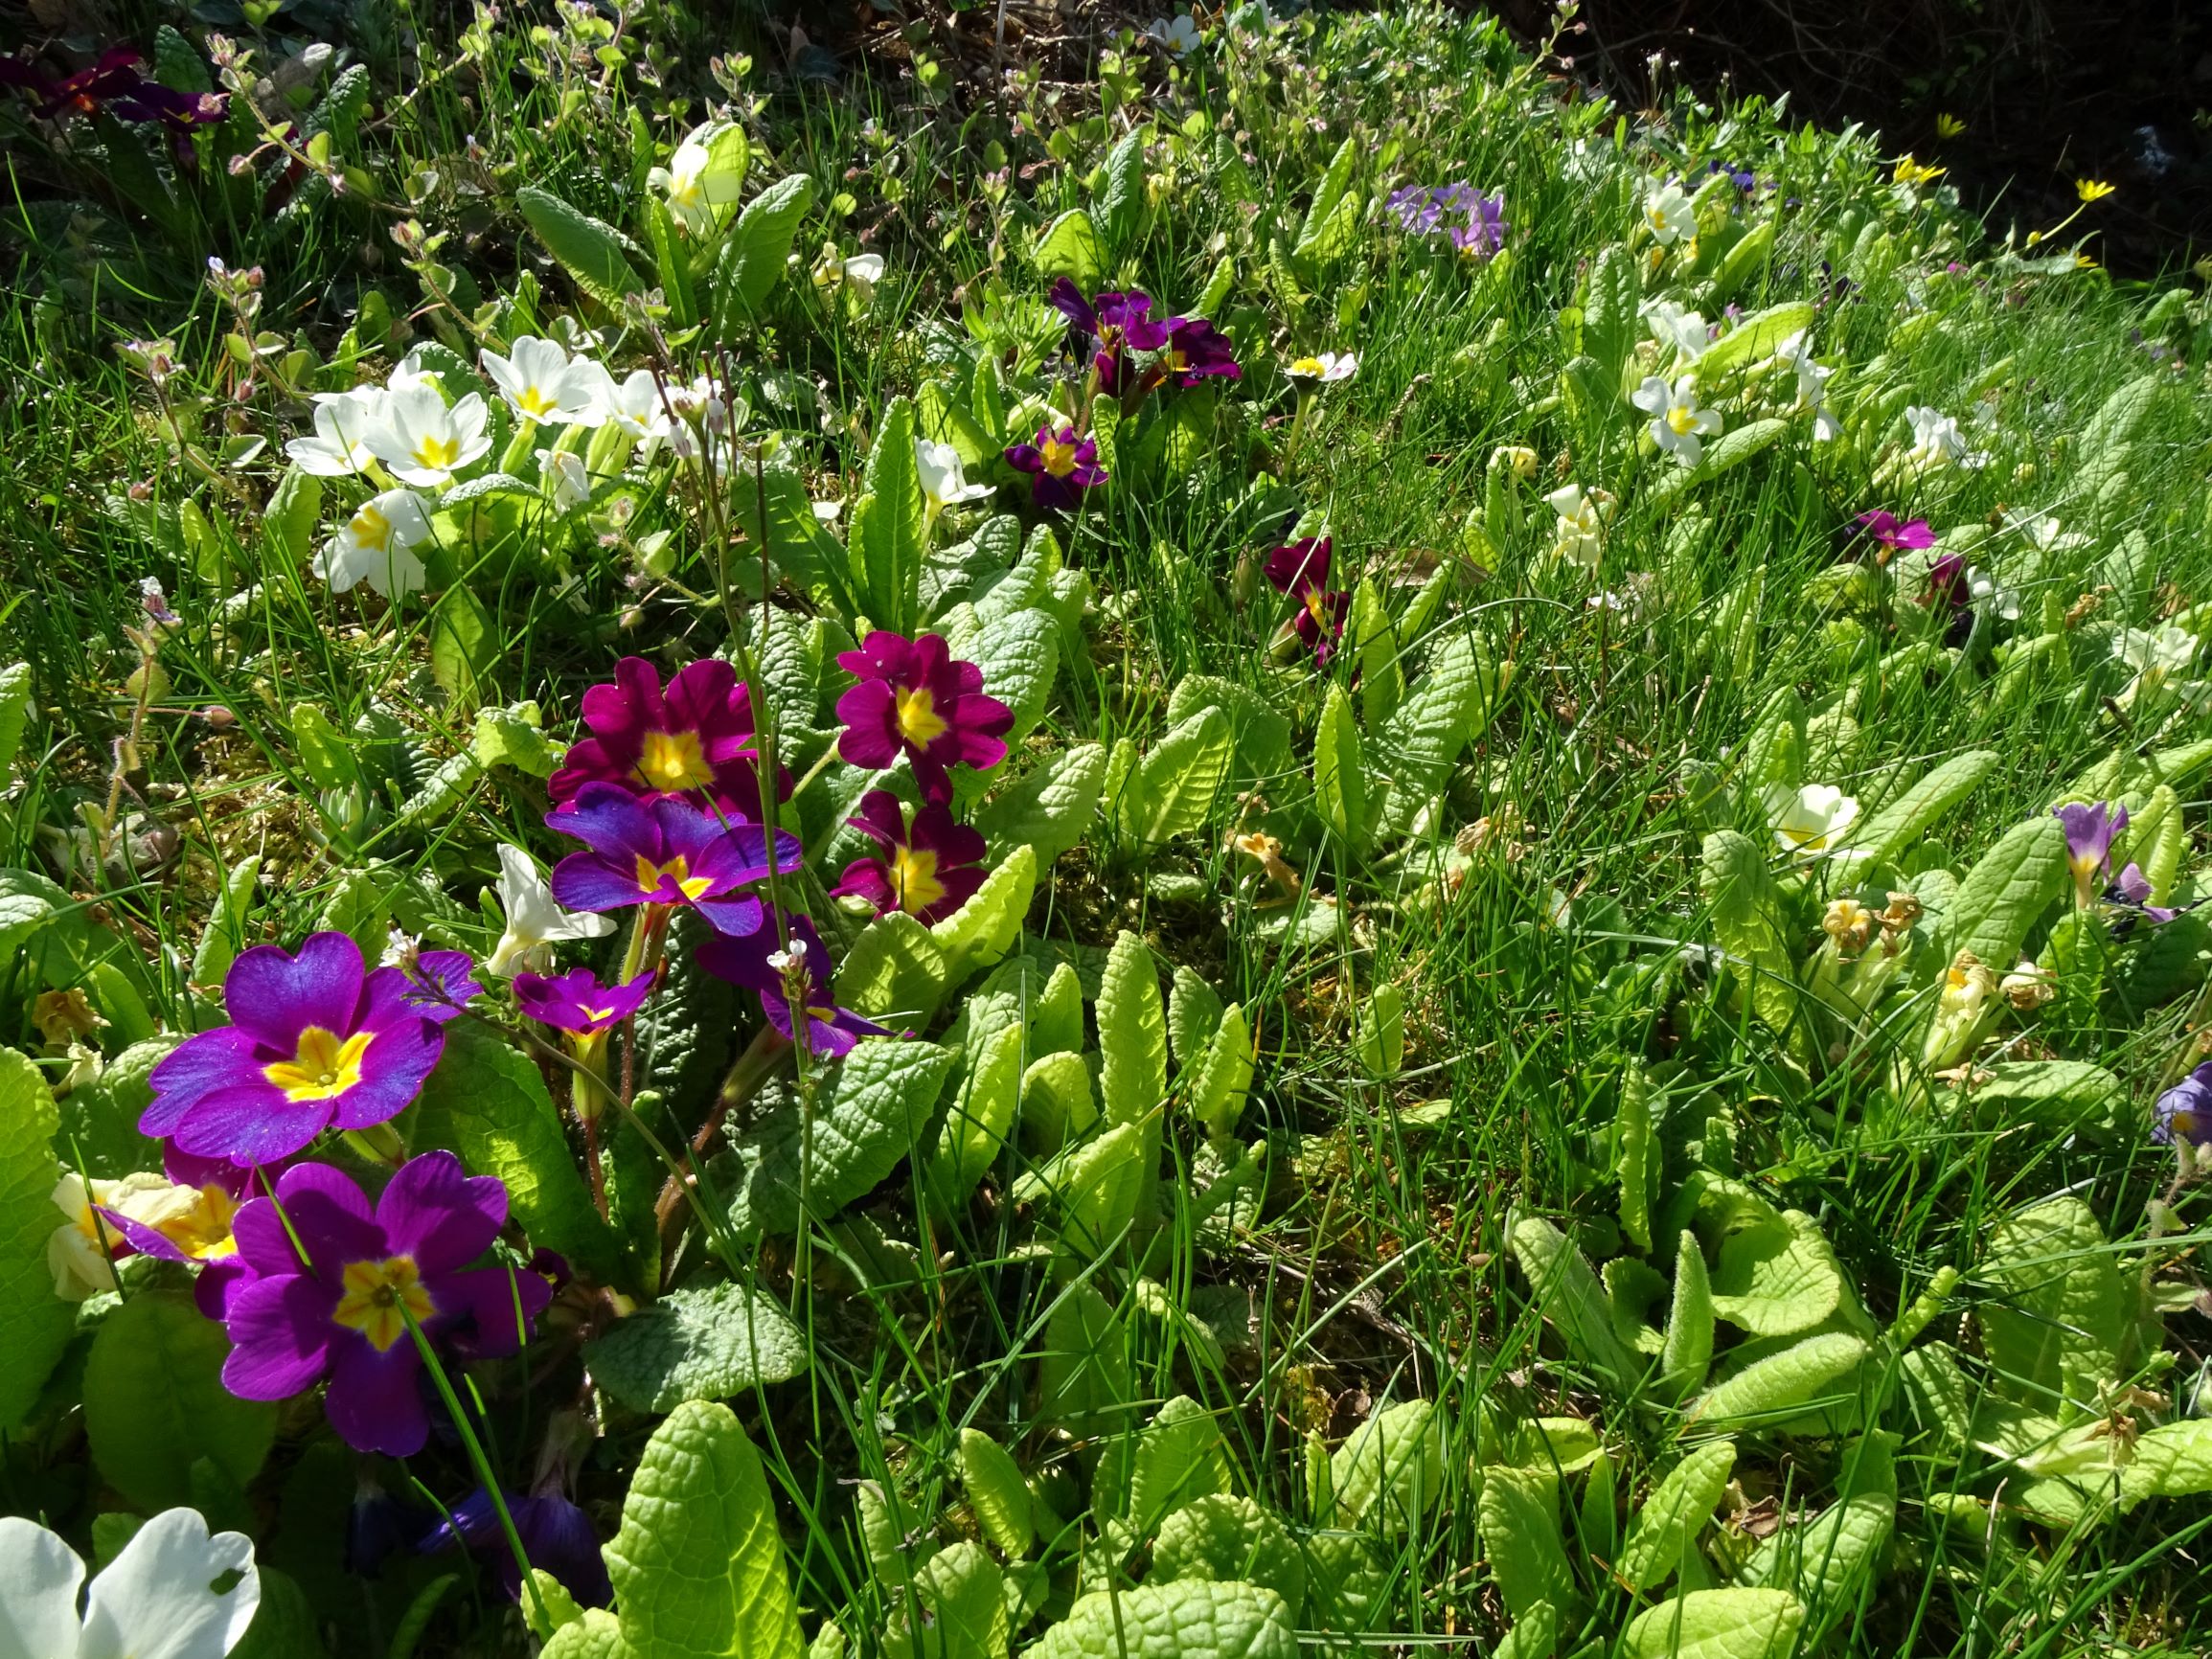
[[1893, 155, 1946, 188], [1935, 113, 1966, 139], [2025, 229, 2044, 247], [2075, 253, 2099, 269], [2076, 178, 2115, 203]]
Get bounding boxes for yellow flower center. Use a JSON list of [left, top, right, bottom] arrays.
[[1039, 438, 1080, 478], [633, 852, 716, 901], [332, 1256, 435, 1352], [162, 1186, 242, 1261], [517, 384, 561, 418], [633, 729, 717, 793], [896, 687, 949, 747], [262, 1026, 374, 1103], [582, 1003, 618, 1024], [412, 432, 461, 470], [889, 846, 947, 915], [1289, 356, 1325, 377], [350, 504, 393, 553], [1304, 587, 1332, 626], [1667, 404, 1698, 436]]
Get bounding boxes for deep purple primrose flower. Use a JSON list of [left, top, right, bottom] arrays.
[[1048, 279, 1171, 393], [2055, 801, 2127, 907], [1156, 317, 1243, 387], [549, 656, 785, 819], [219, 1153, 554, 1457], [831, 790, 989, 924], [1005, 424, 1107, 511], [513, 966, 658, 1034], [2107, 862, 2178, 924], [697, 913, 888, 1058], [546, 783, 800, 935], [833, 631, 1014, 802], [426, 1487, 613, 1607], [142, 931, 447, 1167], [0, 47, 228, 132], [1264, 536, 1350, 667]]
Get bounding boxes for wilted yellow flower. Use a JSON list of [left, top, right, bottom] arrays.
[[2076, 178, 2116, 203], [1821, 898, 1875, 956], [1490, 444, 1539, 480], [1935, 113, 1966, 139], [1893, 155, 1946, 188]]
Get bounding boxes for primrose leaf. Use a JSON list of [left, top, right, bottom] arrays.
[[1187, 1004, 1255, 1145], [604, 1400, 804, 1659], [1165, 675, 1293, 790], [723, 1038, 956, 1239], [1292, 136, 1360, 269], [849, 398, 927, 636], [1977, 1195, 2131, 1417], [932, 842, 1037, 985], [902, 1542, 1007, 1659], [541, 1611, 633, 1659], [517, 186, 648, 308], [1169, 966, 1226, 1071], [1943, 812, 2068, 972], [1477, 1466, 1575, 1621], [585, 1278, 810, 1413], [1508, 1210, 1639, 1383], [928, 1023, 1022, 1212], [835, 912, 953, 1025], [1036, 1282, 1131, 1442], [718, 172, 816, 322], [964, 606, 1060, 752], [1694, 302, 1814, 383], [1018, 1051, 1098, 1154], [958, 1428, 1035, 1557], [1019, 1120, 1146, 1258], [0, 661, 33, 775], [1661, 1230, 1717, 1398], [975, 742, 1106, 862], [1099, 127, 1149, 257], [1034, 209, 1106, 290], [1621, 1589, 1806, 1659], [1098, 931, 1169, 1127], [1617, 1439, 1737, 1590], [1125, 1394, 1233, 1534], [1582, 243, 1642, 390], [411, 1018, 626, 1285], [2118, 1420, 2212, 1507], [1027, 1580, 1295, 1659], [1331, 1398, 1444, 1532], [1151, 1495, 1303, 1614], [1709, 1209, 1850, 1337], [84, 1291, 277, 1511], [1700, 830, 1803, 1052], [1121, 707, 1233, 848], [1313, 684, 1367, 851], [1688, 1334, 1871, 1427], [1847, 749, 1999, 869], [1739, 1434, 1895, 1629]]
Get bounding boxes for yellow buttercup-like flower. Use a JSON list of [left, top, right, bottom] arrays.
[[1892, 155, 1946, 189], [2076, 178, 2116, 203], [1935, 113, 1965, 139]]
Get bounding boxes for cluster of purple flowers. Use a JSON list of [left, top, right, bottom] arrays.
[[1384, 183, 1508, 259], [1263, 536, 1350, 667], [2055, 801, 2181, 923], [0, 45, 228, 134]]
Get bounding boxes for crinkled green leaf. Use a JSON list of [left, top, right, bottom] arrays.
[[1187, 1005, 1254, 1145], [1128, 1394, 1232, 1533], [1739, 1434, 1894, 1627], [1710, 1209, 1849, 1337], [1848, 750, 1998, 869], [929, 1023, 1022, 1211], [1695, 302, 1814, 383], [1164, 675, 1292, 791], [1943, 812, 2068, 973], [1478, 1466, 1574, 1621], [932, 842, 1036, 984], [1151, 1495, 1303, 1614], [542, 1610, 633, 1659], [518, 186, 647, 307], [1621, 1589, 1806, 1659], [1508, 1210, 1639, 1382], [604, 1400, 804, 1659], [585, 1278, 810, 1412], [718, 172, 816, 320], [958, 1427, 1035, 1557], [1313, 684, 1366, 851], [850, 399, 927, 635], [1036, 1282, 1130, 1441], [1978, 1195, 2131, 1416], [1688, 1334, 1870, 1427], [84, 1291, 277, 1511], [1034, 209, 1105, 290], [906, 1541, 1007, 1659], [835, 912, 953, 1024], [1019, 1051, 1097, 1154], [1120, 707, 1232, 847], [1098, 127, 1149, 257], [1618, 1439, 1736, 1590], [2118, 1420, 2212, 1507], [1027, 1580, 1295, 1659], [975, 742, 1106, 862], [1098, 931, 1168, 1127], [1332, 1398, 1443, 1531], [0, 661, 32, 775], [964, 606, 1060, 751], [1700, 830, 1802, 1051], [1662, 1230, 1717, 1398]]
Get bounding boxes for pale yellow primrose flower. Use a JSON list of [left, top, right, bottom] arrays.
[[1767, 782, 1859, 856], [1632, 374, 1723, 467], [314, 488, 433, 600]]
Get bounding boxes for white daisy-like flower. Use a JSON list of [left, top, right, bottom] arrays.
[[1148, 13, 1201, 53], [1642, 181, 1697, 246], [363, 383, 491, 488], [916, 439, 995, 518], [1545, 482, 1615, 570], [480, 336, 606, 427], [649, 122, 746, 239], [1904, 404, 1989, 470], [314, 488, 433, 600], [1288, 351, 1357, 384], [0, 1507, 261, 1659], [1632, 374, 1723, 467], [1643, 299, 1710, 363], [487, 843, 615, 978], [1766, 782, 1860, 857], [285, 386, 386, 476]]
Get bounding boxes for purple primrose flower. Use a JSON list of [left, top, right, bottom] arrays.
[[1857, 511, 1935, 559], [218, 1152, 554, 1457], [2154, 1062, 2212, 1147], [546, 783, 801, 935], [1264, 536, 1350, 667], [830, 790, 989, 925], [426, 1487, 612, 1607], [549, 655, 785, 820], [1048, 279, 1171, 393], [1157, 316, 1243, 387], [833, 630, 1014, 801], [697, 913, 889, 1059], [2107, 861, 2178, 924], [1005, 423, 1107, 510], [2055, 801, 2127, 907], [513, 966, 657, 1034], [141, 931, 448, 1167]]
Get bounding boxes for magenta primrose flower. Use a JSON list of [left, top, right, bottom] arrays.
[[1857, 510, 1935, 559], [142, 931, 448, 1168], [219, 1152, 553, 1457], [697, 913, 888, 1059], [1264, 536, 1351, 667], [1155, 317, 1243, 388], [831, 790, 989, 924], [1049, 279, 1171, 393], [833, 630, 1014, 801], [546, 783, 801, 935], [549, 655, 785, 820], [513, 966, 657, 1034], [2055, 801, 2128, 907], [1005, 424, 1107, 510]]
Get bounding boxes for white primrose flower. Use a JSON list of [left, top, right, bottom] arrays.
[[2004, 509, 2089, 559], [1148, 13, 1201, 53], [364, 382, 491, 488], [811, 250, 886, 299], [1288, 351, 1357, 383], [538, 448, 592, 511], [1545, 482, 1615, 570], [387, 346, 445, 396], [488, 843, 615, 977], [47, 1170, 172, 1300], [0, 1507, 260, 1659], [650, 122, 746, 239], [480, 335, 607, 427], [285, 386, 386, 476], [1904, 404, 1988, 470], [2114, 624, 2201, 693], [916, 439, 996, 517], [1642, 181, 1697, 246], [1632, 374, 1723, 467], [1967, 567, 2021, 623], [1643, 299, 1710, 363], [314, 488, 433, 600], [1772, 330, 1840, 441], [1766, 782, 1860, 857]]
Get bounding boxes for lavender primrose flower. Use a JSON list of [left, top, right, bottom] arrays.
[[1005, 424, 1106, 511], [2107, 862, 2179, 924], [1047, 279, 1171, 393], [425, 1487, 612, 1607], [831, 790, 989, 925], [548, 656, 784, 819], [1388, 184, 1508, 257], [394, 947, 485, 1021], [219, 1153, 553, 1456], [697, 914, 889, 1059], [833, 631, 1014, 801], [513, 966, 657, 1034], [546, 783, 801, 936], [2055, 801, 2127, 907], [2154, 1063, 2212, 1148], [141, 932, 448, 1167]]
